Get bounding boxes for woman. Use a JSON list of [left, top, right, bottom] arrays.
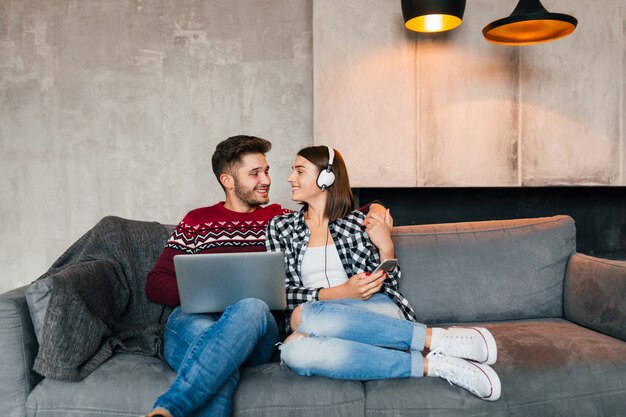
[[266, 146, 501, 401]]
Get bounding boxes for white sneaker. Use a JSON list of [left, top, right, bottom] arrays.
[[431, 327, 497, 365], [427, 353, 501, 401]]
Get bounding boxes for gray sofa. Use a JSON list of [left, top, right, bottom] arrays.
[[2, 215, 626, 416]]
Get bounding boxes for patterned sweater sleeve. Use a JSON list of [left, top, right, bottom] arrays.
[[144, 217, 196, 307], [265, 215, 320, 314]]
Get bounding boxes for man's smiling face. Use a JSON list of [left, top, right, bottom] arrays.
[[231, 153, 271, 209]]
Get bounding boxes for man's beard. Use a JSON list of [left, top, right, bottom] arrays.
[[233, 178, 269, 207]]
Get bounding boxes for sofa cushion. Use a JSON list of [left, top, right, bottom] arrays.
[[392, 215, 576, 323], [26, 355, 365, 417], [26, 354, 176, 417], [0, 286, 41, 417], [565, 253, 626, 342], [235, 363, 365, 417], [364, 319, 626, 417]]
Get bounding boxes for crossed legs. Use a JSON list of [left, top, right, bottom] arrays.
[[147, 298, 278, 417], [281, 294, 501, 401]]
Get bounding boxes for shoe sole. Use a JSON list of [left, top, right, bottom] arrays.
[[472, 361, 501, 401]]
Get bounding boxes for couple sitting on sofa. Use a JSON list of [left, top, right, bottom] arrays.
[[143, 135, 501, 417]]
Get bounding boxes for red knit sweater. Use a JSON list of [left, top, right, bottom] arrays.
[[145, 202, 290, 306]]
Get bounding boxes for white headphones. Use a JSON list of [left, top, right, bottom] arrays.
[[316, 146, 335, 191]]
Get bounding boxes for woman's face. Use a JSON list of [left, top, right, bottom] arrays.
[[288, 155, 321, 203]]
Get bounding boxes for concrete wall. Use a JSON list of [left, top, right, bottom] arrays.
[[0, 0, 312, 293], [1, 0, 624, 293], [314, 0, 625, 187]]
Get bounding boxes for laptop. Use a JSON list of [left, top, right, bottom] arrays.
[[173, 251, 287, 314]]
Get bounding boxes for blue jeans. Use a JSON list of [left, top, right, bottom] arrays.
[[153, 298, 278, 417], [280, 294, 427, 380]]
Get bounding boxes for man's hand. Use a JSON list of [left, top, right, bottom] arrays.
[[363, 203, 387, 226], [363, 208, 395, 260]]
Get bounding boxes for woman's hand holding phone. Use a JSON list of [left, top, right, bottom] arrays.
[[319, 270, 386, 301], [339, 270, 386, 300], [372, 259, 397, 274], [321, 259, 396, 301], [340, 259, 397, 300]]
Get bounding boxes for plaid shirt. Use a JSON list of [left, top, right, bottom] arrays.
[[265, 208, 417, 323]]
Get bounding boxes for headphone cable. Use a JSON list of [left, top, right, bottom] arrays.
[[324, 225, 331, 288]]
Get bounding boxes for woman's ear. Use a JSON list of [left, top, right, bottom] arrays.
[[220, 173, 233, 190]]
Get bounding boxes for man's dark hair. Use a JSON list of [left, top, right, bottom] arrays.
[[211, 135, 272, 189]]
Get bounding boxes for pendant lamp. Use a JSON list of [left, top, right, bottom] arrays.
[[483, 0, 577, 45], [401, 0, 466, 33]]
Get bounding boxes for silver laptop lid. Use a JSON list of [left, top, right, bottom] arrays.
[[174, 251, 287, 314]]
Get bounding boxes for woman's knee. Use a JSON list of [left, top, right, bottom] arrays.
[[284, 331, 308, 345], [291, 302, 345, 336], [296, 302, 346, 336], [280, 334, 315, 375], [290, 305, 303, 330]]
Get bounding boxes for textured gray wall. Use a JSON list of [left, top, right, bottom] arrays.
[[2, 1, 624, 293], [0, 0, 311, 292]]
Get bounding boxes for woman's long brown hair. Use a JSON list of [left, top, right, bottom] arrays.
[[297, 146, 355, 222]]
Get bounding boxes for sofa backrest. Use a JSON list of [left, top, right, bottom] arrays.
[[392, 215, 576, 324]]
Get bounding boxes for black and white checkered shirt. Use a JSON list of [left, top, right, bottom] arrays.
[[265, 208, 417, 323]]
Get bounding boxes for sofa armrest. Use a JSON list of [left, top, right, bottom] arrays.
[[564, 253, 626, 341], [0, 285, 41, 417]]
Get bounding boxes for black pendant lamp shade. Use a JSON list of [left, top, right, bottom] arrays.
[[402, 0, 466, 33], [483, 0, 577, 45]]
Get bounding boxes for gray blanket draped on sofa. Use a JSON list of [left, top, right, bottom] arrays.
[[29, 216, 172, 381]]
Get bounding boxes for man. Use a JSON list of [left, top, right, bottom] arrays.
[[143, 135, 390, 417]]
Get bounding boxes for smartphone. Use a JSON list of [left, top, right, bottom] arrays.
[[372, 258, 398, 274]]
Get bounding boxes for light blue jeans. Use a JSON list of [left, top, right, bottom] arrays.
[[153, 298, 278, 417], [280, 293, 427, 380]]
